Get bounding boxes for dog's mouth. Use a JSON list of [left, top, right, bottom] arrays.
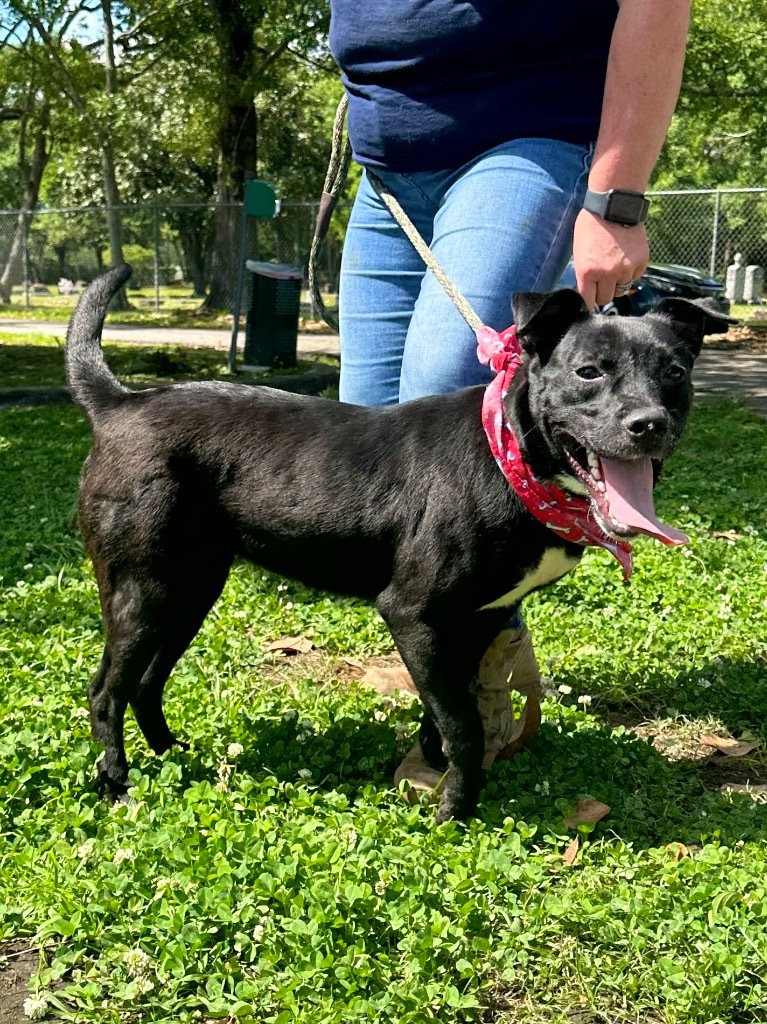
[[563, 443, 688, 546]]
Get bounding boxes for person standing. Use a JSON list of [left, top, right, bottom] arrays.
[[329, 0, 691, 793]]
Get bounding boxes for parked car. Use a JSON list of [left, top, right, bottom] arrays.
[[559, 261, 730, 315]]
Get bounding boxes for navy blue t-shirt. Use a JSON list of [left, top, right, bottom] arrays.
[[329, 0, 619, 171]]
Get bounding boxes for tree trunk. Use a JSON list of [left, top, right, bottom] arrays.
[[0, 116, 49, 305], [100, 139, 130, 309], [201, 0, 259, 313], [178, 221, 210, 298], [99, 0, 130, 309]]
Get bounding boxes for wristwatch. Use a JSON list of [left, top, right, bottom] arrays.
[[583, 188, 650, 227]]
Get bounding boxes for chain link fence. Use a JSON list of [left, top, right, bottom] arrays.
[[1, 188, 766, 314], [0, 200, 349, 317], [647, 188, 767, 281]]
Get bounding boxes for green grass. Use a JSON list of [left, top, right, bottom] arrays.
[[2, 399, 767, 1023], [0, 333, 319, 388], [0, 286, 232, 329], [0, 286, 338, 332]]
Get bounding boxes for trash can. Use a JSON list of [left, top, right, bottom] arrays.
[[244, 261, 304, 368]]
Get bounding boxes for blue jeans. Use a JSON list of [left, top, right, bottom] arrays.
[[338, 137, 593, 406]]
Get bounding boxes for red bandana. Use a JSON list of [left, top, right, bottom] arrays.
[[476, 324, 634, 580]]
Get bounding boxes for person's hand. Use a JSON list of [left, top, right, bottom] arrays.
[[572, 208, 649, 309]]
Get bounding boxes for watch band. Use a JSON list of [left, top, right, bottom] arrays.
[[583, 188, 650, 227]]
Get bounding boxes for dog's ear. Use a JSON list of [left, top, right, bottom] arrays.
[[512, 289, 590, 361], [654, 297, 738, 359]]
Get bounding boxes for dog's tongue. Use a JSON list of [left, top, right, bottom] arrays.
[[600, 457, 688, 546]]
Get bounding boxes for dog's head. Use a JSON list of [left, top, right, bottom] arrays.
[[506, 289, 735, 542]]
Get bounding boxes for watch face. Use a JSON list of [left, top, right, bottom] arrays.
[[606, 191, 645, 224]]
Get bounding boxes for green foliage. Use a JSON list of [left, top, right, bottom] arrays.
[[655, 0, 767, 188], [0, 333, 318, 385], [2, 398, 767, 1021]]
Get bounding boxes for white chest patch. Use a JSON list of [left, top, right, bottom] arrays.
[[480, 547, 581, 610], [552, 472, 589, 497]]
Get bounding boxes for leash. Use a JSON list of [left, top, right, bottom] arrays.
[[308, 96, 353, 332], [309, 96, 657, 580], [309, 96, 484, 335]]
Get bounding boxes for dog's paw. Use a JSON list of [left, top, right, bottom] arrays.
[[95, 761, 130, 802], [435, 791, 477, 824]]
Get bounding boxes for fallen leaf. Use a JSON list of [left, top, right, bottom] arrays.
[[360, 666, 419, 696], [264, 636, 314, 656], [720, 782, 767, 801], [563, 797, 610, 829], [711, 530, 744, 542], [700, 734, 761, 758], [562, 837, 579, 865], [664, 842, 689, 861], [341, 656, 364, 670]]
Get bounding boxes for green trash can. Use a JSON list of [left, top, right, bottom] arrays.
[[244, 261, 304, 368]]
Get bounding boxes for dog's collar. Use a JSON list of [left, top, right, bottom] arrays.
[[476, 325, 633, 580]]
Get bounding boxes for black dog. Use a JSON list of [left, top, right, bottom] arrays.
[[65, 265, 730, 821]]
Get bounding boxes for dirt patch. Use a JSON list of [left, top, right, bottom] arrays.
[[705, 325, 767, 352], [256, 647, 410, 691], [697, 756, 767, 791], [0, 941, 62, 1024]]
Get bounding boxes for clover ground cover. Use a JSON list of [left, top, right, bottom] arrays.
[[2, 399, 767, 1023]]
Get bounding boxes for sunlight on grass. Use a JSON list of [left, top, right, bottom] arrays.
[[1, 400, 767, 1022]]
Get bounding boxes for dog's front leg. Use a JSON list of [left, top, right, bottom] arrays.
[[377, 595, 495, 821]]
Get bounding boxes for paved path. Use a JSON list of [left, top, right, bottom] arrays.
[[3, 319, 767, 414], [0, 319, 340, 357]]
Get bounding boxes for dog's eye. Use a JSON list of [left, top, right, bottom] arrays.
[[665, 365, 686, 381], [575, 366, 602, 380]]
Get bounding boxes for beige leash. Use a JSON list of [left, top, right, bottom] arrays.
[[309, 96, 485, 334]]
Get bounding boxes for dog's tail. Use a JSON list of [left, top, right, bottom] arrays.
[[65, 264, 132, 419]]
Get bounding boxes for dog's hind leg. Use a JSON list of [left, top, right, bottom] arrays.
[[129, 565, 231, 754], [89, 557, 231, 796]]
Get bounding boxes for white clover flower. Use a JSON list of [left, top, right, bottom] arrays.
[[132, 976, 154, 996], [23, 995, 48, 1020], [577, 694, 593, 705], [373, 710, 388, 722], [73, 706, 90, 720], [698, 678, 712, 689], [374, 879, 386, 895], [342, 828, 358, 847], [394, 723, 410, 741], [284, 601, 294, 610], [227, 743, 244, 759], [76, 840, 95, 862], [124, 948, 152, 978], [540, 780, 550, 795], [282, 710, 297, 722], [297, 768, 313, 780], [557, 684, 572, 695], [252, 924, 265, 942], [114, 847, 134, 865]]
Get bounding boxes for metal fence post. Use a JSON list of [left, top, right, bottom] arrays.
[[153, 204, 160, 311], [22, 210, 30, 310], [309, 203, 318, 321], [710, 189, 721, 278]]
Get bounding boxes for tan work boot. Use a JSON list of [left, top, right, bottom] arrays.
[[393, 625, 543, 802]]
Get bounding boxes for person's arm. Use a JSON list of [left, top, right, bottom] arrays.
[[572, 0, 690, 308]]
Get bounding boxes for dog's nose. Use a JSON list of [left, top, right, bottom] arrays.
[[624, 409, 669, 438]]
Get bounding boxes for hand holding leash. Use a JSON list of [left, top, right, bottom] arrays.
[[572, 209, 649, 309]]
